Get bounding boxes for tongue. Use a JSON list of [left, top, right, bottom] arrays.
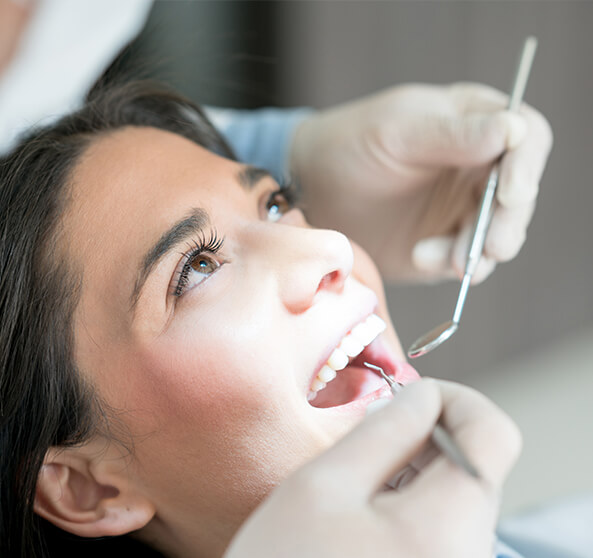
[[310, 365, 385, 409]]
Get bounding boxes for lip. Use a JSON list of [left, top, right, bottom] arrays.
[[306, 301, 378, 395], [336, 382, 395, 413]]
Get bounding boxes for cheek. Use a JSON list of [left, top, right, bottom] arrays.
[[350, 241, 404, 353], [124, 299, 289, 437], [128, 343, 258, 436], [102, 305, 316, 510], [351, 241, 386, 304]]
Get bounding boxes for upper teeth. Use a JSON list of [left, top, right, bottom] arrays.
[[307, 313, 386, 401]]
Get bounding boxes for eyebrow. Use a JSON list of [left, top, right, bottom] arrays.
[[129, 165, 273, 311]]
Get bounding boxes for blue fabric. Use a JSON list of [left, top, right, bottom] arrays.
[[498, 494, 593, 558], [205, 106, 312, 182], [498, 534, 583, 558], [495, 538, 524, 557]]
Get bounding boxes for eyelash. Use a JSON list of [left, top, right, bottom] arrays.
[[265, 178, 302, 221], [172, 230, 224, 297], [275, 177, 302, 208]]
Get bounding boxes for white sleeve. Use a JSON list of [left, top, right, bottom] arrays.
[[0, 0, 153, 154]]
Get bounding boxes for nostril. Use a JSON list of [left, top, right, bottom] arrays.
[[317, 270, 343, 294], [280, 230, 353, 313]]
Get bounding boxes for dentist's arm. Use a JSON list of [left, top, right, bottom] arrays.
[[224, 379, 522, 558]]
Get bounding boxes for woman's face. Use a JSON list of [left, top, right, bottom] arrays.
[[65, 126, 418, 550]]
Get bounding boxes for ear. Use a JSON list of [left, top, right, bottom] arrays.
[[34, 439, 156, 538]]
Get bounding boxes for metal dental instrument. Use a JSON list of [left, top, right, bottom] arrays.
[[407, 36, 538, 359], [364, 362, 480, 479]]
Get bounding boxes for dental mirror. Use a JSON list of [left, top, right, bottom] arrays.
[[407, 36, 538, 359], [407, 320, 458, 359]]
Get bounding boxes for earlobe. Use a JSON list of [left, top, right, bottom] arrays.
[[34, 445, 155, 538]]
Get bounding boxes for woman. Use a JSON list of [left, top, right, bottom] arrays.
[[0, 80, 521, 558]]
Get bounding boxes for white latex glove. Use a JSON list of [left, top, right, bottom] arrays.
[[224, 379, 521, 558], [291, 83, 553, 283]]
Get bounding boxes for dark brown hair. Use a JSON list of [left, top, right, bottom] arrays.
[[0, 81, 234, 557]]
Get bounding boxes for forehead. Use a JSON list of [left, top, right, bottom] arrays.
[[69, 126, 234, 218], [65, 126, 240, 337]]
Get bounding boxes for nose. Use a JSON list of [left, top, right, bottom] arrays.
[[276, 226, 354, 314]]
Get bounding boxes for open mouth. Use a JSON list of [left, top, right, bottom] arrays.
[[307, 314, 414, 409]]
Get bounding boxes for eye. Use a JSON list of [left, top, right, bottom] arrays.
[[174, 253, 220, 296], [172, 231, 224, 297], [190, 254, 219, 276], [263, 179, 302, 222], [265, 191, 292, 222]]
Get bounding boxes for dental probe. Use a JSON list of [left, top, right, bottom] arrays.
[[363, 362, 480, 479], [407, 36, 538, 359]]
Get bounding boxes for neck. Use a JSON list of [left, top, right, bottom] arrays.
[[137, 506, 248, 558]]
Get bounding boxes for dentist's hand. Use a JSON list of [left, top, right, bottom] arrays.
[[224, 379, 521, 558], [291, 82, 552, 283]]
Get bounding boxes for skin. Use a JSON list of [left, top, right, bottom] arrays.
[[54, 126, 414, 557], [0, 0, 33, 75]]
